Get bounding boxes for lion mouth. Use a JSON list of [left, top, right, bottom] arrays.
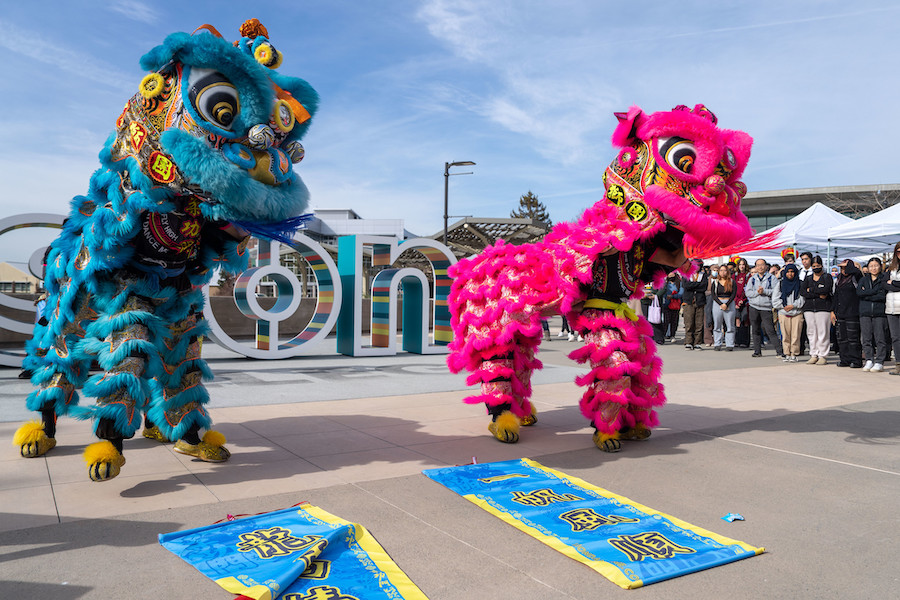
[[653, 216, 685, 253], [646, 218, 689, 271]]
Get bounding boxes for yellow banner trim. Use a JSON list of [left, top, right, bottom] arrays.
[[214, 577, 272, 600], [300, 505, 430, 600]]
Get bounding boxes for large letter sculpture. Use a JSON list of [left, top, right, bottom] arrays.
[[337, 235, 456, 357], [0, 214, 65, 367], [204, 235, 342, 359]]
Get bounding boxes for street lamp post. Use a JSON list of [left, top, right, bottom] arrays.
[[443, 160, 475, 246]]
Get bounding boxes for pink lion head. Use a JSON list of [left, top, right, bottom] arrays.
[[604, 104, 753, 259]]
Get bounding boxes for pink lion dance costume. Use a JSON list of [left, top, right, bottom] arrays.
[[448, 104, 755, 451]]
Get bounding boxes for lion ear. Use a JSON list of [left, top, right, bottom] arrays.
[[611, 106, 643, 147]]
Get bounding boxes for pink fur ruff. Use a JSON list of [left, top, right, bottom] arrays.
[[570, 308, 666, 433], [447, 203, 665, 418]]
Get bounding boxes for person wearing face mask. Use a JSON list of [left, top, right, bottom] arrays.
[[857, 257, 887, 372], [801, 255, 833, 365], [773, 264, 805, 361], [831, 259, 863, 368]]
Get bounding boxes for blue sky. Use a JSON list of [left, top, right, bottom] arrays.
[[1, 0, 898, 264]]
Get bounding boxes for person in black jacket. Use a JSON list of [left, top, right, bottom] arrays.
[[858, 257, 888, 371], [681, 259, 707, 350], [640, 284, 667, 345], [832, 259, 863, 368], [801, 255, 834, 365]]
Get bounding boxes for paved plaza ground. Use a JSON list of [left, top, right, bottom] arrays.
[[2, 325, 898, 599]]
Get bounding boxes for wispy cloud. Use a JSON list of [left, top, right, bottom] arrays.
[[109, 0, 159, 25], [417, 0, 622, 165], [417, 0, 507, 62], [0, 19, 135, 93], [478, 70, 619, 164], [657, 5, 900, 41]]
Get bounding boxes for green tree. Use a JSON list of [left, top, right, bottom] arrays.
[[510, 191, 551, 226], [215, 269, 237, 297]]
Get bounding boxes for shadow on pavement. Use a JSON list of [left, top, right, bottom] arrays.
[[0, 516, 182, 563]]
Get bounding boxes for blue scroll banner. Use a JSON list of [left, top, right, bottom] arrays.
[[423, 458, 764, 589], [159, 504, 428, 600]]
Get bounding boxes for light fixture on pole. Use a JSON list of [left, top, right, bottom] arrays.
[[444, 160, 475, 246]]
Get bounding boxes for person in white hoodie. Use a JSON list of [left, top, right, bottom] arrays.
[[773, 264, 805, 362], [883, 241, 900, 375]]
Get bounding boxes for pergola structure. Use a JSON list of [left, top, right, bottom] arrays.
[[431, 217, 551, 259]]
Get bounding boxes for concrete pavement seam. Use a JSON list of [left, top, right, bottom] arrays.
[[686, 431, 900, 477], [44, 456, 62, 524]]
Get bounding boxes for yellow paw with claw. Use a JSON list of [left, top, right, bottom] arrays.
[[142, 425, 170, 443], [619, 425, 652, 441], [593, 431, 622, 453], [84, 441, 126, 482], [13, 421, 56, 458], [174, 430, 231, 462], [488, 411, 520, 443], [520, 406, 538, 427]]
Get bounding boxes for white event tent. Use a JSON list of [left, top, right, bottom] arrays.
[[714, 202, 853, 264], [827, 202, 900, 253]]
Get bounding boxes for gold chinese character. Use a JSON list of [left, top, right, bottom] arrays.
[[185, 198, 202, 217], [180, 220, 201, 238], [302, 560, 331, 580], [625, 200, 648, 221], [559, 508, 639, 532], [607, 184, 627, 206], [129, 122, 147, 151], [509, 488, 583, 507], [236, 528, 324, 560], [283, 585, 359, 600], [478, 474, 529, 484], [148, 152, 175, 182], [608, 532, 695, 561]]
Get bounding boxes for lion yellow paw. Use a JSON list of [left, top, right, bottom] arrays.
[[13, 421, 56, 458], [619, 425, 651, 441], [520, 405, 538, 427], [593, 431, 621, 453], [141, 425, 170, 443], [488, 411, 520, 443], [174, 430, 231, 462], [84, 441, 126, 482]]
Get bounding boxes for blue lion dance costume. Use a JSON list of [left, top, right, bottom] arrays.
[[13, 20, 318, 481]]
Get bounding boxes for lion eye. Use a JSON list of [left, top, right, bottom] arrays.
[[658, 136, 697, 174], [187, 68, 240, 131]]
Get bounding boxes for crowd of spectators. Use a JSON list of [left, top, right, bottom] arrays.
[[622, 246, 900, 373], [547, 244, 900, 375]]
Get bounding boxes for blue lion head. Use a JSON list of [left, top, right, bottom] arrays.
[[112, 20, 318, 225]]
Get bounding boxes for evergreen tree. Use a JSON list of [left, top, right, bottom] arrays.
[[215, 269, 237, 297], [510, 191, 551, 226]]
